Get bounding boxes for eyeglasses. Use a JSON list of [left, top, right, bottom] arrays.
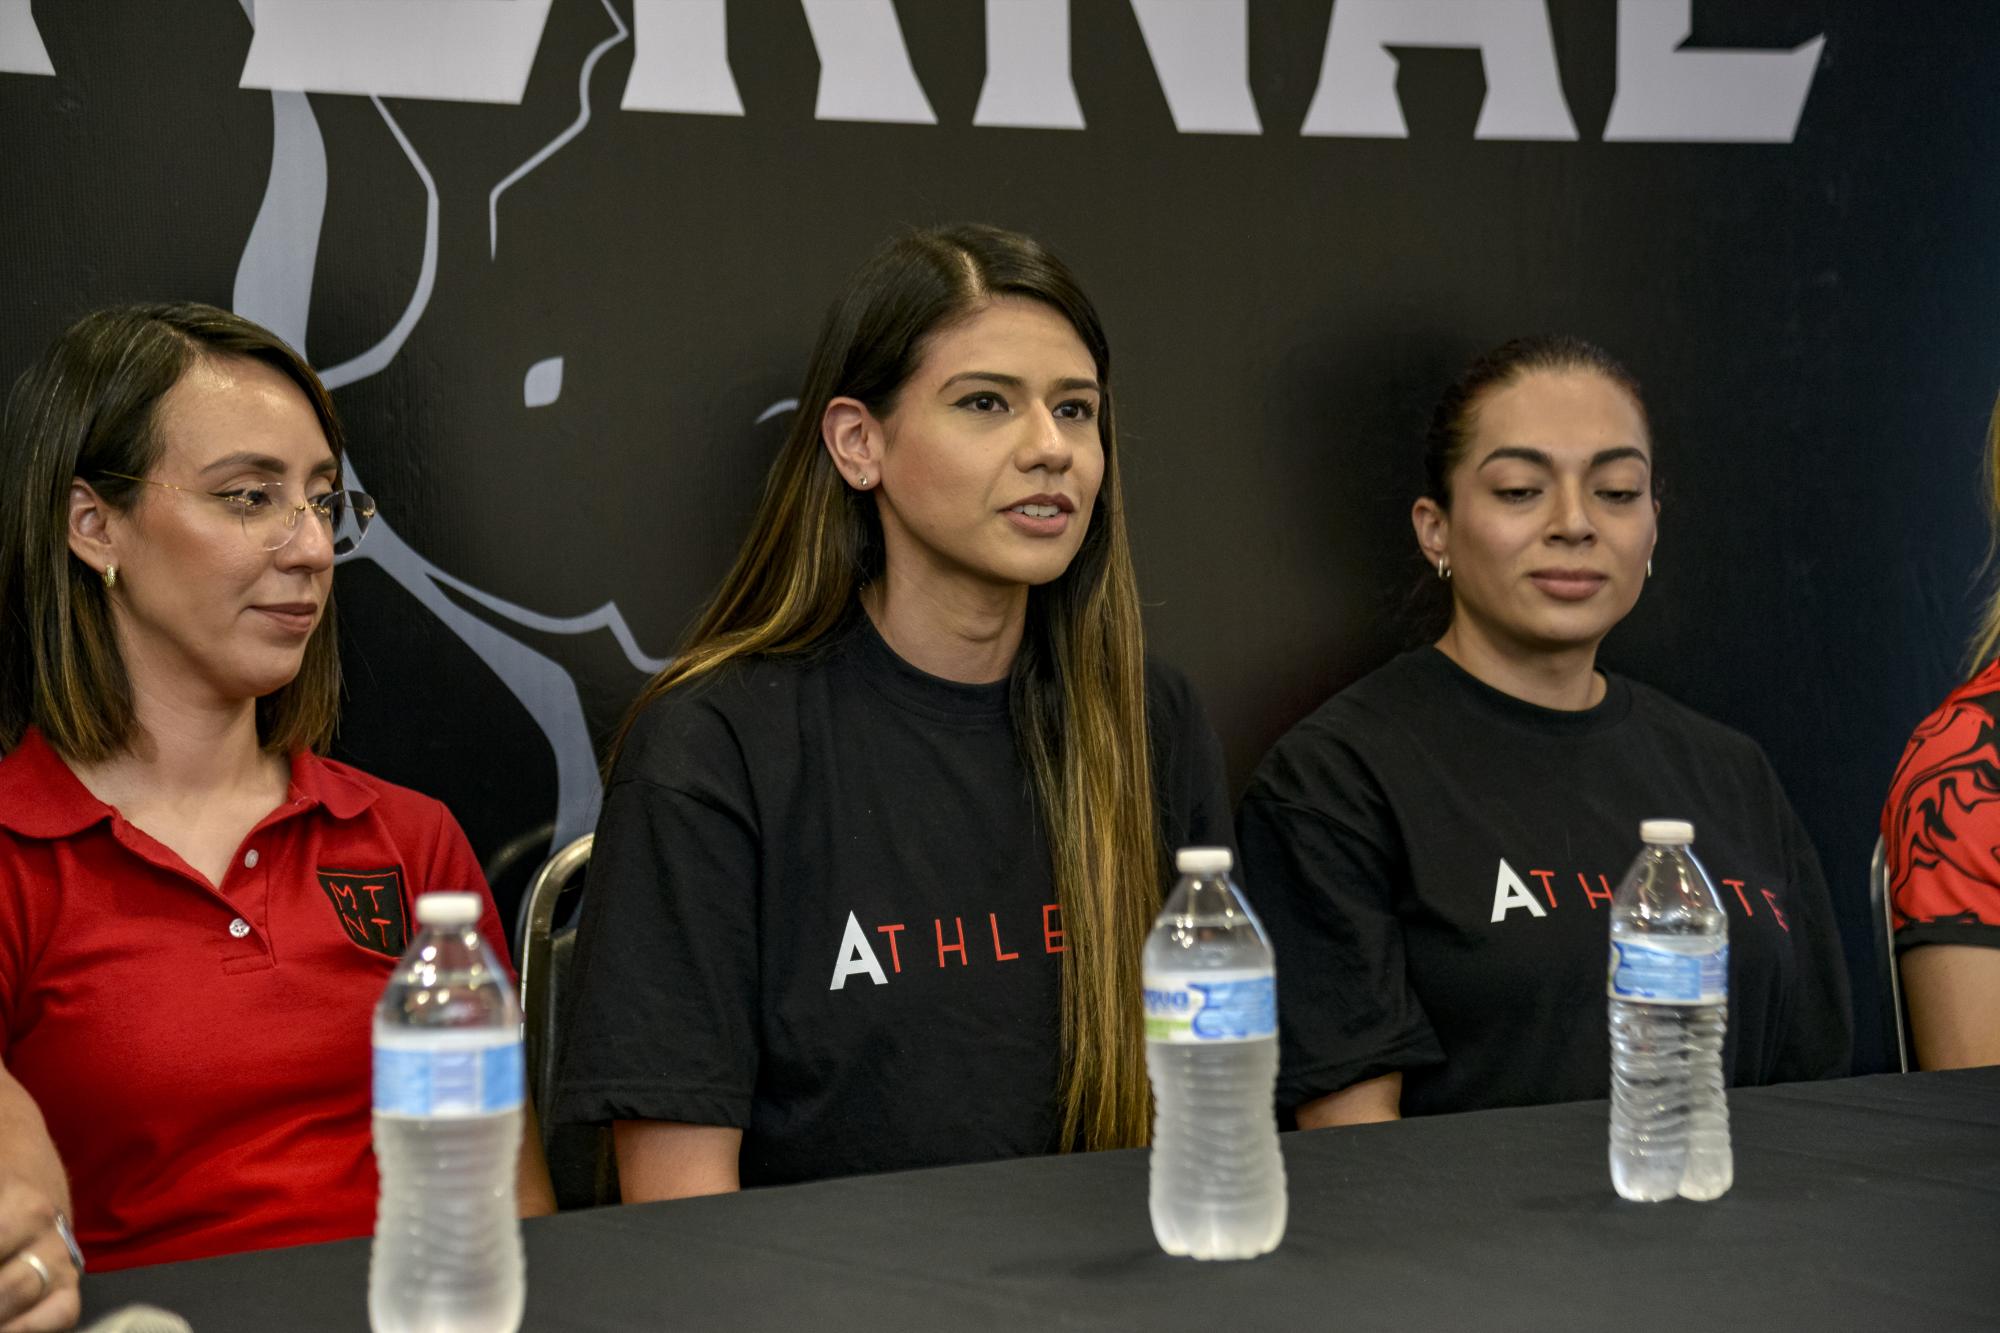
[[99, 472, 377, 555]]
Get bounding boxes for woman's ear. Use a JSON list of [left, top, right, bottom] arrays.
[[821, 396, 884, 491], [67, 478, 119, 576], [1411, 495, 1450, 568]]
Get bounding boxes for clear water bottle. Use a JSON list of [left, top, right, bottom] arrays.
[[1607, 819, 1733, 1203], [1142, 846, 1287, 1260], [370, 892, 525, 1333]]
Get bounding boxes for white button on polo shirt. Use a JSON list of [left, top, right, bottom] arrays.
[[243, 849, 260, 869], [228, 918, 251, 939]]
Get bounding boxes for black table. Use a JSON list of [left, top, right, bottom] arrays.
[[85, 1069, 2000, 1331]]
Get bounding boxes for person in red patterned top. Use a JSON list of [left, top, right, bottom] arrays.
[[1879, 396, 2000, 1070], [0, 306, 554, 1316]]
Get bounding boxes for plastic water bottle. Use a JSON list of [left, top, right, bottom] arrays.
[[370, 892, 525, 1333], [1142, 846, 1287, 1259], [1607, 819, 1733, 1203]]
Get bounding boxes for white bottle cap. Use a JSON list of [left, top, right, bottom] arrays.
[[415, 892, 482, 926], [1175, 846, 1233, 875], [1640, 819, 1695, 845]]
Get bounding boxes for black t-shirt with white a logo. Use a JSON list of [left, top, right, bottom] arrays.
[[553, 613, 1231, 1186], [1236, 648, 1851, 1119]]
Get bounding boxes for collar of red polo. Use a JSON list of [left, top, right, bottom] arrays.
[[0, 726, 376, 838]]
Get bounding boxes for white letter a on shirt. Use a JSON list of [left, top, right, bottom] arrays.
[[1490, 858, 1549, 923], [828, 911, 889, 990]]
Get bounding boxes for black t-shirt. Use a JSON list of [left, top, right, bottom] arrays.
[[553, 612, 1232, 1186], [1236, 648, 1852, 1119]]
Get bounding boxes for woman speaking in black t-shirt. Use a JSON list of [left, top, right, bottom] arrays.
[[1237, 336, 1851, 1127], [554, 225, 1230, 1197]]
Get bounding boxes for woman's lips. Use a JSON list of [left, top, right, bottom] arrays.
[[1528, 570, 1608, 601], [251, 604, 318, 634]]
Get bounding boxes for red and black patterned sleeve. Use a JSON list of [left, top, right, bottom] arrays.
[[1880, 666, 2000, 950]]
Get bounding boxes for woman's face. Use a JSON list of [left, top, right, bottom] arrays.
[[87, 355, 339, 710], [865, 296, 1106, 595], [1417, 368, 1657, 655]]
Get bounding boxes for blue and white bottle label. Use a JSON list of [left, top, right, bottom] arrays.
[[1607, 941, 1728, 1005], [1143, 968, 1277, 1044], [373, 1030, 524, 1116]]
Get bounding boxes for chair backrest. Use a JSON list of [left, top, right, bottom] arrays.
[[1868, 835, 1910, 1073], [517, 834, 618, 1206]]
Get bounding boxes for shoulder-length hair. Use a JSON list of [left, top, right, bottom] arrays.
[[0, 302, 346, 760], [1966, 394, 2000, 673], [614, 223, 1163, 1151]]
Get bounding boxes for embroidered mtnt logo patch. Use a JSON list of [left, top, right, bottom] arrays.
[[317, 867, 409, 958]]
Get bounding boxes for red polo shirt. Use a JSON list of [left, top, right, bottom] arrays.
[[0, 728, 511, 1272]]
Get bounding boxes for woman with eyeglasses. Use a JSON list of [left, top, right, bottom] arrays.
[[0, 304, 553, 1299], [1236, 335, 1851, 1129], [554, 224, 1231, 1199]]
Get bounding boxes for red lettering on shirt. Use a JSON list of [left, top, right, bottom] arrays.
[[1042, 904, 1065, 954], [1580, 872, 1615, 910], [1723, 878, 1754, 917], [1760, 889, 1789, 931], [935, 917, 968, 967], [1529, 869, 1558, 909], [989, 913, 1020, 962], [874, 923, 905, 973]]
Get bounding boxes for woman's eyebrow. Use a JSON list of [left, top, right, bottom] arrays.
[[1476, 444, 1649, 470], [1476, 445, 1552, 470], [937, 371, 1102, 394], [197, 451, 288, 475]]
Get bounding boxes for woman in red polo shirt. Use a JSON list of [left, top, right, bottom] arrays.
[[0, 304, 553, 1310]]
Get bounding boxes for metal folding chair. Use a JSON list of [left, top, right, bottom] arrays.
[[1869, 835, 1911, 1074], [517, 834, 618, 1206]]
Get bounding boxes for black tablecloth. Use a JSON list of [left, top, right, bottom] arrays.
[[84, 1069, 2000, 1331]]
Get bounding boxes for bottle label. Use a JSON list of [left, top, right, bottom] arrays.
[[1142, 968, 1277, 1044], [1607, 941, 1728, 1005], [373, 1030, 524, 1116]]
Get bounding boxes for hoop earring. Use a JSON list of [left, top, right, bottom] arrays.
[[1646, 559, 1653, 578], [1436, 558, 1451, 581], [102, 565, 118, 591]]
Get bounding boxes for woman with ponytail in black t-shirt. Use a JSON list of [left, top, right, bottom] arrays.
[[1237, 337, 1850, 1127]]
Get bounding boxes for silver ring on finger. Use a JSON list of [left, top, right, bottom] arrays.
[[17, 1251, 51, 1301]]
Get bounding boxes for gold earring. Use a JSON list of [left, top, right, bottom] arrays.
[[102, 564, 118, 591], [1436, 558, 1451, 581], [856, 472, 870, 488], [1646, 559, 1653, 578]]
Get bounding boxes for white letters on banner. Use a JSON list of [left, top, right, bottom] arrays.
[[1301, 0, 1578, 140], [973, 0, 1085, 130], [1603, 0, 1825, 143], [799, 0, 936, 125], [11, 0, 1822, 144], [622, 0, 744, 117], [239, 0, 553, 103], [1129, 0, 1262, 135], [0, 0, 54, 77]]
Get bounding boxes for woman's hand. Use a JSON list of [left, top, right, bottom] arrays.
[[0, 1177, 78, 1332], [0, 1070, 78, 1331]]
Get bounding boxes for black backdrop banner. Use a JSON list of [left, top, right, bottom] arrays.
[[4, 2, 1996, 1074]]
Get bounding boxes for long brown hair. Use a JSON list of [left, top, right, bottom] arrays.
[[613, 224, 1162, 1150], [0, 303, 346, 760], [1965, 393, 2000, 672]]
